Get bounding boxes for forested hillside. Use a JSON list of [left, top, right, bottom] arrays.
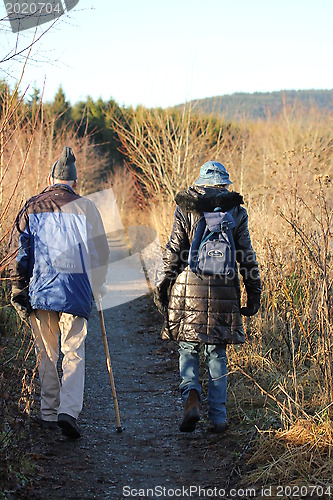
[[181, 89, 333, 120], [3, 84, 331, 173]]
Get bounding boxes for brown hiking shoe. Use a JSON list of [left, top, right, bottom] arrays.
[[179, 389, 200, 432]]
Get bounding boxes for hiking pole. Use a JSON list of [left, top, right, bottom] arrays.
[[97, 301, 123, 433]]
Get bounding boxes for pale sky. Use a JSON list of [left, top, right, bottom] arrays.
[[0, 0, 332, 108]]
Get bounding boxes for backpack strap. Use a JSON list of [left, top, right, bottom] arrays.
[[198, 229, 215, 252], [188, 216, 206, 272]]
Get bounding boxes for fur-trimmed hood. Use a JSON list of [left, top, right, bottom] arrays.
[[175, 186, 243, 214]]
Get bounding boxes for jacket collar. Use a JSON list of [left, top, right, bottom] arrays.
[[43, 184, 76, 195], [175, 186, 243, 214]]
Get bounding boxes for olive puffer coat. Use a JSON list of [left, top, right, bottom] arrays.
[[155, 186, 262, 344]]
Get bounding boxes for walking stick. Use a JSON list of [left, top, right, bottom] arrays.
[[98, 301, 123, 433]]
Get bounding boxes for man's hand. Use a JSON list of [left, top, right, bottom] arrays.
[[11, 292, 31, 323], [240, 294, 261, 317]]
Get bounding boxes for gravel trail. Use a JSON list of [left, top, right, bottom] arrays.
[[28, 294, 248, 500]]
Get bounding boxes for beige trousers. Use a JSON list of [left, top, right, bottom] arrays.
[[30, 310, 87, 422]]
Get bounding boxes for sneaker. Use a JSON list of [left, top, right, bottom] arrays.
[[208, 422, 229, 434], [179, 389, 200, 432], [57, 413, 81, 439]]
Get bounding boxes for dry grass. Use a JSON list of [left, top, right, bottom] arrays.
[[245, 419, 333, 487]]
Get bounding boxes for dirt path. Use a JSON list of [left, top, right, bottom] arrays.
[[26, 292, 258, 500]]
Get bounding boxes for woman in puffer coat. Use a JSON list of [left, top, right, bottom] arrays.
[[154, 161, 262, 433]]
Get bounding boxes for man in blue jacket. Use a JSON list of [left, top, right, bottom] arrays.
[[8, 146, 109, 438]]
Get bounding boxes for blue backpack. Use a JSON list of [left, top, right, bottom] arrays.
[[188, 208, 236, 277]]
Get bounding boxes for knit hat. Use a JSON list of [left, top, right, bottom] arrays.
[[195, 161, 232, 186], [51, 146, 77, 181]]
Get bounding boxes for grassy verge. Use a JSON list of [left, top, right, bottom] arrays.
[[0, 280, 38, 498]]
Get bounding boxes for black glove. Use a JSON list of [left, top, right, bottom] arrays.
[[240, 294, 261, 317], [153, 291, 168, 318], [154, 280, 170, 318], [11, 288, 32, 323]]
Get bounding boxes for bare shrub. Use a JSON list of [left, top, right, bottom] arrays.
[[111, 104, 240, 205], [0, 88, 108, 242], [228, 147, 332, 486]]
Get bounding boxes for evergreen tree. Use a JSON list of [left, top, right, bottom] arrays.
[[50, 85, 71, 129]]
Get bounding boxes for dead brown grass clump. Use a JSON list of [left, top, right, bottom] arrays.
[[246, 418, 333, 486]]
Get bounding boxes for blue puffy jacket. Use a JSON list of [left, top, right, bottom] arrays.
[[8, 184, 109, 319]]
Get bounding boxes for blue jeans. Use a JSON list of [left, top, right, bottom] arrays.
[[179, 341, 227, 424]]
